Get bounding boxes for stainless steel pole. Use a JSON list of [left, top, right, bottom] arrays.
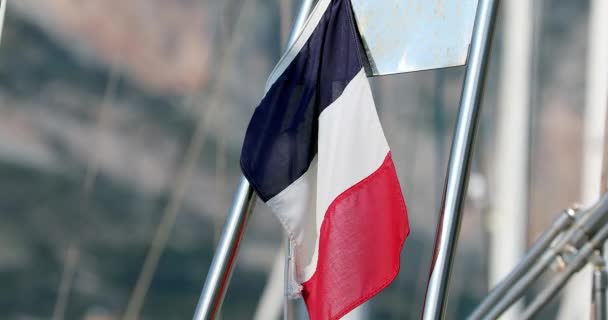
[[192, 178, 256, 320], [421, 0, 500, 319], [192, 2, 316, 319], [286, 0, 315, 49]]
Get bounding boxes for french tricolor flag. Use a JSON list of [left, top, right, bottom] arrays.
[[240, 0, 409, 318]]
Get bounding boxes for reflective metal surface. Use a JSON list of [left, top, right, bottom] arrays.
[[421, 0, 499, 319], [286, 0, 315, 49], [350, 0, 479, 76], [192, 177, 257, 320]]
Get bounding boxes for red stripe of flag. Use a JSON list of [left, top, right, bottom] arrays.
[[302, 152, 409, 320]]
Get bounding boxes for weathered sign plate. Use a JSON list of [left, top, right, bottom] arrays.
[[350, 0, 479, 75]]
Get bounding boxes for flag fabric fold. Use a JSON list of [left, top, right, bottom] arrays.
[[240, 0, 409, 318]]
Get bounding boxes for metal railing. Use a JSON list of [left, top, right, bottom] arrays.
[[469, 194, 608, 319]]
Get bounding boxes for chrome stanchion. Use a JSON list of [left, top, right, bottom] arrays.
[[422, 0, 500, 318]]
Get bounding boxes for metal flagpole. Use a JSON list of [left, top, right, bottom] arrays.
[[191, 1, 315, 319], [192, 178, 256, 320], [421, 0, 500, 319]]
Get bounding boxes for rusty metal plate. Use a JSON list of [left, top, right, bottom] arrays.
[[351, 0, 479, 76]]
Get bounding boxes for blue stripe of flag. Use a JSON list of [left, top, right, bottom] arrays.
[[241, 0, 364, 201]]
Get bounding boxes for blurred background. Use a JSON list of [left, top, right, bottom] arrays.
[[0, 0, 604, 319]]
